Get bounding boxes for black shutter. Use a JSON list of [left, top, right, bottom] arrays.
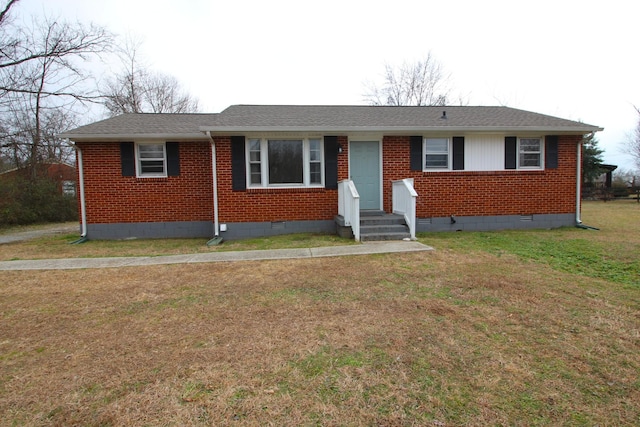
[[324, 136, 338, 189], [545, 135, 559, 169], [166, 142, 180, 176], [452, 136, 465, 170], [505, 136, 517, 169], [120, 142, 135, 177], [410, 136, 423, 171], [231, 135, 246, 191]]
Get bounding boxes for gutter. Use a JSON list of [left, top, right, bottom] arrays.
[[205, 131, 221, 241], [58, 133, 210, 142], [199, 125, 604, 135]]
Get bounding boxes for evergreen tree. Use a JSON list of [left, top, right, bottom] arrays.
[[582, 133, 605, 186]]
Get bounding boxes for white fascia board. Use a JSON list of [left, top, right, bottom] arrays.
[[200, 125, 603, 135], [59, 133, 210, 142]]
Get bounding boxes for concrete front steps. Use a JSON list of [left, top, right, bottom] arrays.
[[336, 210, 411, 242], [359, 211, 411, 242]]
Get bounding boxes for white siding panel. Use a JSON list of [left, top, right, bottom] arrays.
[[465, 135, 504, 171]]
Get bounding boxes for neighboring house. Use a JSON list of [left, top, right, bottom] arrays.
[[595, 164, 617, 188], [0, 163, 76, 196], [582, 164, 618, 199], [60, 105, 602, 241]]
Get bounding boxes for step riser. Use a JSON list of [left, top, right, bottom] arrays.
[[361, 225, 409, 234], [359, 210, 386, 217], [361, 233, 410, 242], [360, 219, 406, 226]]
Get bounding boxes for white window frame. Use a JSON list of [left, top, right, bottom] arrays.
[[246, 138, 324, 188], [62, 180, 76, 196], [248, 138, 262, 186], [136, 142, 167, 178], [518, 137, 544, 169], [423, 137, 451, 171]]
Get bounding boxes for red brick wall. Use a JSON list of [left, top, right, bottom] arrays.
[[77, 141, 213, 224], [78, 134, 579, 226], [215, 136, 349, 223], [382, 135, 580, 217]]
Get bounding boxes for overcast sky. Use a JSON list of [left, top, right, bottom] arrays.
[[18, 0, 640, 170]]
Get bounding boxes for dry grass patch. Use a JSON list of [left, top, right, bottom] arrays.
[[1, 201, 639, 425], [0, 232, 356, 261]]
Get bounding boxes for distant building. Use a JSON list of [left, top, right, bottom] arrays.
[[0, 163, 76, 196], [594, 164, 617, 188]]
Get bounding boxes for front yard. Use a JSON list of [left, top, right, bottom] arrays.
[[1, 201, 638, 425]]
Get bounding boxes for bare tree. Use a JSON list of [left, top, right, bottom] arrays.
[[624, 105, 640, 172], [364, 53, 450, 106], [0, 3, 112, 174], [101, 39, 199, 116], [612, 168, 638, 188], [0, 5, 111, 103]]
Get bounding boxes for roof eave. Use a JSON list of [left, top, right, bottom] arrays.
[[59, 133, 211, 142], [200, 125, 604, 135]]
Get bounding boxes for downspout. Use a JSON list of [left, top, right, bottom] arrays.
[[575, 135, 583, 225], [73, 141, 88, 241], [206, 131, 220, 238]]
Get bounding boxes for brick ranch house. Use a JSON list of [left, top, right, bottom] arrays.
[[60, 105, 602, 241]]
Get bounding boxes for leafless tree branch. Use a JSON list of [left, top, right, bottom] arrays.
[[0, 0, 19, 25], [364, 52, 451, 107], [0, 2, 112, 174], [100, 36, 199, 116], [624, 105, 640, 171]]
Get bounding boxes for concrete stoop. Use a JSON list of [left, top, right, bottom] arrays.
[[335, 211, 411, 241]]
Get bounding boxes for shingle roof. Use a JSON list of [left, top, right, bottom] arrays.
[[60, 105, 602, 141], [209, 105, 601, 132], [60, 113, 219, 141]]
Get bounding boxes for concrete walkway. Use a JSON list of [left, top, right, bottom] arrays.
[[0, 241, 433, 271], [0, 223, 78, 244]]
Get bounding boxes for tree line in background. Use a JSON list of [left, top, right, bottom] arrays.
[[0, 0, 638, 226], [0, 0, 199, 225]]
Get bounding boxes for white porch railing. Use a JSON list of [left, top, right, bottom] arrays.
[[338, 179, 360, 241], [392, 178, 418, 240]]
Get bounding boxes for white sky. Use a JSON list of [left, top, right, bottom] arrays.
[[19, 0, 640, 170]]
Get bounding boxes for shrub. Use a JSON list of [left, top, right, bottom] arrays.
[[0, 175, 77, 225], [611, 186, 630, 198]]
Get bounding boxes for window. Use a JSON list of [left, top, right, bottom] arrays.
[[248, 139, 262, 185], [309, 139, 322, 184], [62, 180, 76, 196], [269, 140, 303, 184], [137, 143, 166, 176], [519, 138, 542, 168], [424, 138, 449, 169], [247, 138, 324, 187]]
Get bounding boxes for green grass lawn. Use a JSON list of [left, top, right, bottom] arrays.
[[1, 200, 639, 425], [0, 230, 358, 261]]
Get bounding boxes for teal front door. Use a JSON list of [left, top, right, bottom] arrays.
[[350, 141, 381, 210]]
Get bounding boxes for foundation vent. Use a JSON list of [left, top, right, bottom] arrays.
[[271, 221, 286, 230]]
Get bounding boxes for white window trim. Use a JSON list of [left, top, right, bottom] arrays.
[[423, 137, 451, 171], [517, 137, 544, 170], [246, 138, 324, 188], [136, 142, 167, 178], [62, 180, 76, 196]]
